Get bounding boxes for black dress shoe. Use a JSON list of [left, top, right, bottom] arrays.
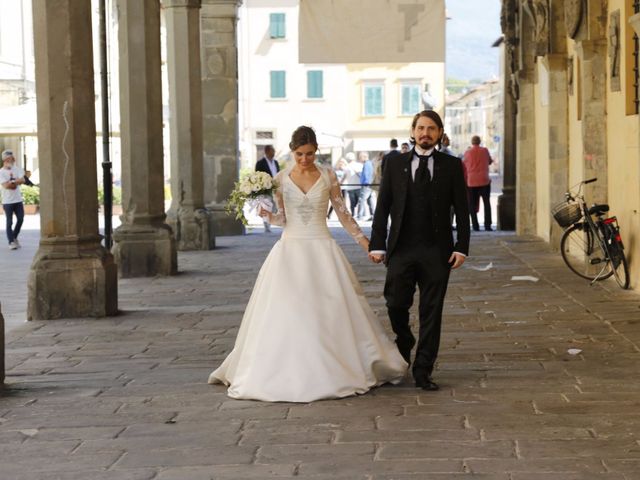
[[415, 377, 439, 391]]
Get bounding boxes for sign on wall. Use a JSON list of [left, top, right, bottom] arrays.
[[299, 0, 445, 64]]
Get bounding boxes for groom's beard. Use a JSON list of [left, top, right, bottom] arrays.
[[418, 140, 437, 150]]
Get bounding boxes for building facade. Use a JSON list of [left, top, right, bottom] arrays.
[[445, 78, 502, 166], [0, 0, 36, 170], [237, 0, 445, 167]]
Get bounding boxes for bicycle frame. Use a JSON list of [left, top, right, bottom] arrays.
[[565, 180, 611, 284]]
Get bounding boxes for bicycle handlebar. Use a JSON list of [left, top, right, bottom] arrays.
[[566, 177, 598, 201]]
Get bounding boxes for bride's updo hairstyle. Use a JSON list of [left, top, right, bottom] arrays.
[[289, 126, 318, 151]]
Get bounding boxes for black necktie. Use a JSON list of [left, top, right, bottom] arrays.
[[415, 154, 432, 183]]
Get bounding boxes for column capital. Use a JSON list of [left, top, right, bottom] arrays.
[[163, 0, 201, 9], [201, 0, 242, 6], [201, 0, 241, 17], [629, 13, 640, 37], [574, 38, 607, 61], [540, 53, 568, 72]]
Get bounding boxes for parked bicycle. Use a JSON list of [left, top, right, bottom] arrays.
[[551, 178, 630, 289]]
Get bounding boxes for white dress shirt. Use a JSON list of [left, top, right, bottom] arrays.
[[411, 145, 435, 181]]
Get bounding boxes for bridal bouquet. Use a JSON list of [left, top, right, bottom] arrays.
[[226, 171, 277, 225]]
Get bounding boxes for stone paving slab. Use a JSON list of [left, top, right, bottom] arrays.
[[1, 228, 639, 479]]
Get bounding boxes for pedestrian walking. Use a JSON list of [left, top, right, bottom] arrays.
[[0, 150, 26, 250], [462, 135, 493, 231]]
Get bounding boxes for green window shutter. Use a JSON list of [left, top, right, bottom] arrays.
[[401, 86, 411, 114], [307, 71, 323, 98], [270, 13, 285, 39], [365, 86, 383, 115], [270, 71, 286, 98], [402, 85, 420, 115]]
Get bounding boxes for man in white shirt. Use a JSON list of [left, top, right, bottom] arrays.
[[0, 150, 26, 250]]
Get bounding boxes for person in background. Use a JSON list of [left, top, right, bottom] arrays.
[[381, 138, 401, 175], [462, 135, 493, 232], [0, 150, 26, 250], [439, 133, 456, 157], [343, 152, 361, 217], [357, 151, 375, 221], [255, 145, 280, 233], [400, 142, 410, 154]]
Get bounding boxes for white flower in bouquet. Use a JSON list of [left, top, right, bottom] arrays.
[[226, 171, 277, 225]]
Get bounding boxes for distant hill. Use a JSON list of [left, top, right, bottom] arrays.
[[445, 0, 501, 82]]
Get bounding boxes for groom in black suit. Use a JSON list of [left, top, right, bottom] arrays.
[[369, 110, 470, 391]]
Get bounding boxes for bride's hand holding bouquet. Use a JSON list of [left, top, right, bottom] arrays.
[[226, 171, 278, 225]]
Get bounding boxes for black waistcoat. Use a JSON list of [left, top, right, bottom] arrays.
[[397, 170, 435, 246]]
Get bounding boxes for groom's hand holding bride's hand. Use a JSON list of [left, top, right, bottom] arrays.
[[368, 252, 385, 264], [449, 252, 465, 269]]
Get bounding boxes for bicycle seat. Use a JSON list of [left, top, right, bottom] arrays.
[[588, 204, 609, 216]]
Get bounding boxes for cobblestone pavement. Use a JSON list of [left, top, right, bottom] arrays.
[[1, 226, 639, 480]]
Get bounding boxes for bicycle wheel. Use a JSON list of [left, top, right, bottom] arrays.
[[607, 238, 630, 289], [560, 223, 613, 281]]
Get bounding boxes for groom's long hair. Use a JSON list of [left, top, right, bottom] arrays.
[[409, 110, 444, 149]]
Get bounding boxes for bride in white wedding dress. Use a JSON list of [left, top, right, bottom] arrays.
[[209, 126, 407, 402]]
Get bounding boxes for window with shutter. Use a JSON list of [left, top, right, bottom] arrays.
[[270, 71, 286, 98], [307, 70, 323, 98], [269, 13, 286, 39]]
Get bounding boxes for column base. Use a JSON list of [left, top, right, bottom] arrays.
[[168, 207, 216, 251], [112, 223, 177, 277], [497, 189, 516, 231], [27, 241, 118, 320], [207, 203, 245, 236]]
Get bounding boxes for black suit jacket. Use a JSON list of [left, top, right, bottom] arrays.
[[381, 149, 401, 175], [255, 157, 280, 177], [370, 150, 470, 261]]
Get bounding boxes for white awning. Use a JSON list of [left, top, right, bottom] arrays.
[[299, 0, 445, 64], [0, 102, 37, 136], [351, 137, 393, 152]]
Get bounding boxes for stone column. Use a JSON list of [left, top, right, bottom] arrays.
[[498, 67, 517, 231], [542, 53, 570, 248], [575, 38, 608, 204], [201, 0, 244, 236], [164, 0, 215, 250], [112, 0, 177, 277], [497, 0, 517, 230], [514, 6, 537, 236], [28, 0, 117, 320], [570, 1, 608, 204]]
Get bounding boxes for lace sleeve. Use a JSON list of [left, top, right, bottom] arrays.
[[267, 171, 286, 226], [327, 168, 369, 252]]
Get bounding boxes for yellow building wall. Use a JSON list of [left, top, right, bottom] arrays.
[[346, 63, 445, 138], [534, 62, 551, 242], [606, 0, 640, 289], [561, 2, 640, 290]]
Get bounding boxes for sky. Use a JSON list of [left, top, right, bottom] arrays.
[[445, 0, 502, 81]]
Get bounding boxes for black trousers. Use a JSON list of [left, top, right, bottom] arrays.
[[384, 241, 450, 380], [468, 183, 492, 230]]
